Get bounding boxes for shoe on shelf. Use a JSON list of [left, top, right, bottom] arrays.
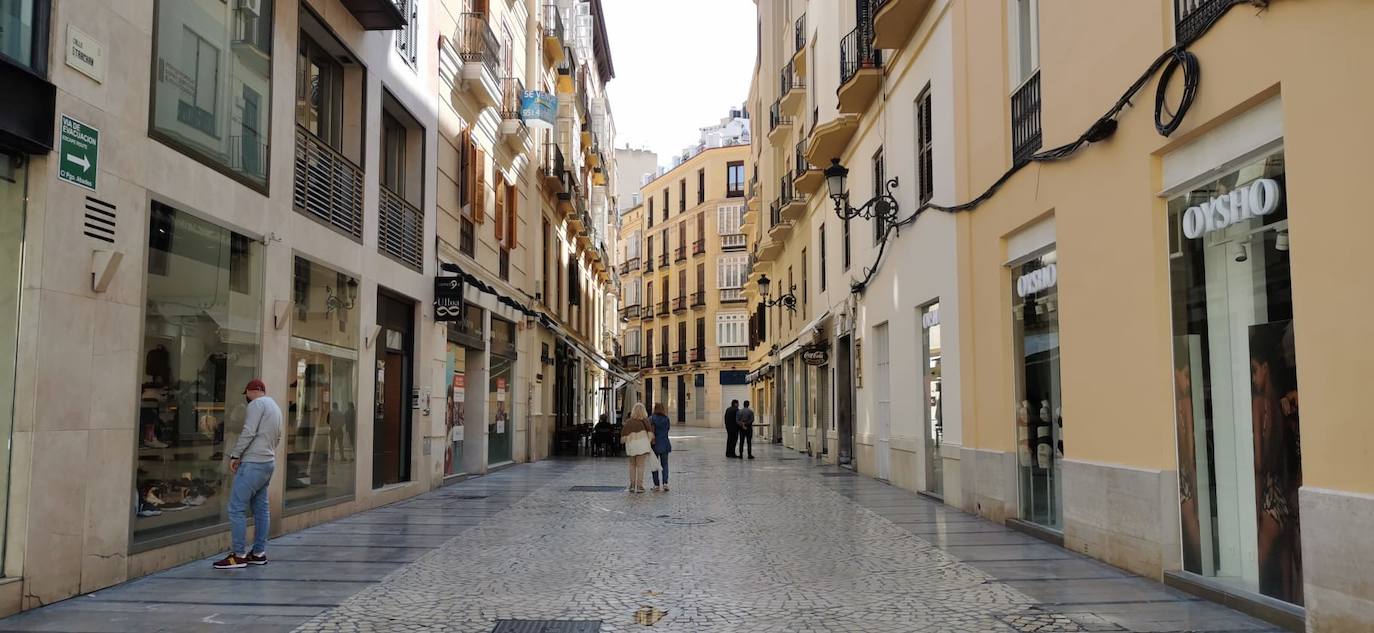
[[212, 554, 246, 570], [245, 552, 267, 566]]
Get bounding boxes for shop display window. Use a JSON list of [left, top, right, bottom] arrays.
[[921, 302, 943, 497], [487, 317, 515, 465], [444, 337, 466, 476], [1011, 250, 1062, 530], [1168, 149, 1302, 605], [135, 202, 262, 543], [150, 0, 274, 189], [285, 257, 358, 510], [0, 151, 27, 563]]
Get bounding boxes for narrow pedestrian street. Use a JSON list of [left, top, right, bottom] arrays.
[[0, 430, 1280, 633]]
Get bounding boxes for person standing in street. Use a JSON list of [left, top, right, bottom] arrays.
[[622, 403, 655, 493], [724, 399, 740, 458], [215, 379, 282, 570], [649, 403, 673, 491], [737, 400, 756, 459]]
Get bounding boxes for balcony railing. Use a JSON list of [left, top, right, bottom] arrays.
[[620, 304, 641, 321], [672, 350, 684, 365], [379, 185, 423, 271], [659, 253, 670, 267], [780, 173, 798, 207], [621, 257, 641, 275], [621, 354, 642, 370], [691, 290, 706, 308], [795, 14, 807, 53], [1175, 0, 1228, 44], [720, 345, 749, 360], [542, 1, 564, 43], [543, 141, 565, 182], [1011, 71, 1042, 165], [721, 233, 747, 250], [294, 126, 363, 239], [500, 77, 523, 120], [840, 23, 881, 86], [674, 246, 686, 262], [795, 140, 811, 177], [781, 59, 805, 95], [672, 296, 686, 313], [645, 257, 655, 273], [747, 175, 758, 200], [720, 288, 745, 303], [692, 348, 705, 363], [657, 301, 670, 316], [692, 239, 706, 256], [459, 12, 500, 79], [769, 101, 792, 133], [658, 351, 669, 367], [770, 199, 782, 228]]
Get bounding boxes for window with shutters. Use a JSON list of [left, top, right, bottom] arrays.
[[818, 224, 827, 292], [801, 247, 808, 318], [697, 168, 706, 204], [696, 317, 706, 355], [872, 147, 886, 243], [646, 328, 654, 362], [726, 161, 745, 197], [716, 312, 748, 347], [679, 179, 686, 213], [627, 230, 642, 259], [648, 197, 654, 227], [717, 204, 743, 235], [662, 189, 669, 221], [626, 328, 641, 355], [916, 85, 934, 205], [717, 254, 747, 288], [541, 219, 551, 301]]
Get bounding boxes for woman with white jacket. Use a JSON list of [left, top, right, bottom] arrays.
[[621, 403, 655, 493]]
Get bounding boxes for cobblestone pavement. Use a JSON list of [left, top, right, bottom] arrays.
[[0, 430, 1286, 633]]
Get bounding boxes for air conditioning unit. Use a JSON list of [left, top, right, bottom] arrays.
[[238, 0, 262, 16]]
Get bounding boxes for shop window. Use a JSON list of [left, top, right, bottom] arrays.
[[0, 151, 27, 564], [285, 257, 359, 511], [151, 0, 275, 190], [0, 0, 50, 73], [1011, 249, 1061, 530], [1168, 149, 1302, 605], [135, 202, 263, 543], [921, 301, 943, 496]]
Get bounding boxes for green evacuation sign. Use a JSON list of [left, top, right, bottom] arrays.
[[58, 115, 99, 191]]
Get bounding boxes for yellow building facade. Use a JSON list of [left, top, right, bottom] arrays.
[[749, 0, 1374, 629], [619, 145, 753, 427]]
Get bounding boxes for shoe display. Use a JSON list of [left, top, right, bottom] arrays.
[[212, 554, 246, 570], [245, 552, 267, 566]]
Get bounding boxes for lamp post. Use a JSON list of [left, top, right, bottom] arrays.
[[824, 158, 900, 223], [757, 274, 797, 313]]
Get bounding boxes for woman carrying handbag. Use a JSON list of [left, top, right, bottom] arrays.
[[621, 403, 655, 493]]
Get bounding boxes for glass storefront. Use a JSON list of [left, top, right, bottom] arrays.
[[285, 257, 357, 510], [1168, 149, 1302, 605], [488, 317, 515, 465], [150, 0, 274, 188], [1012, 250, 1062, 529], [444, 339, 466, 475], [135, 201, 262, 542], [0, 151, 26, 563], [922, 302, 944, 497]]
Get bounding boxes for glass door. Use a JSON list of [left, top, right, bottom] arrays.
[[1012, 251, 1063, 530], [922, 302, 944, 497]]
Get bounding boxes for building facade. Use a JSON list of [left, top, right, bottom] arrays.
[[747, 0, 1374, 630], [0, 0, 620, 616], [617, 140, 751, 427]]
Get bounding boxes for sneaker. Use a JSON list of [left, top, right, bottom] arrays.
[[212, 554, 246, 570], [748, 455, 755, 459], [662, 485, 670, 492], [245, 552, 267, 566], [651, 485, 661, 492]]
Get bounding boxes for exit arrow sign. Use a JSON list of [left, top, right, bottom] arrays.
[[58, 115, 99, 192]]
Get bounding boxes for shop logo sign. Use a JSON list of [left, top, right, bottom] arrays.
[[1181, 178, 1281, 240], [1016, 264, 1057, 298], [434, 276, 465, 322], [922, 309, 940, 329]]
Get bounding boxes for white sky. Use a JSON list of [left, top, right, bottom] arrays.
[[601, 0, 756, 168]]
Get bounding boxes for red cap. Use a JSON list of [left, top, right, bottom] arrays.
[[243, 379, 267, 394]]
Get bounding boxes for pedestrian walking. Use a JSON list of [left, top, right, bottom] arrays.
[[724, 399, 741, 458], [214, 379, 282, 570], [737, 400, 756, 459], [649, 403, 673, 491], [622, 403, 655, 493]]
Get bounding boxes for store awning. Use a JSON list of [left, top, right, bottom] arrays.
[[778, 310, 831, 359]]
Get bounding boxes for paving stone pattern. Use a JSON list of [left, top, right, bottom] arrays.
[[0, 431, 1285, 633]]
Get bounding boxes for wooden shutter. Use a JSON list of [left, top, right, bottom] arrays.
[[507, 183, 518, 248], [494, 178, 505, 240], [473, 147, 487, 223]]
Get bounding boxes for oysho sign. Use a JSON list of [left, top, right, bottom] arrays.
[[1016, 264, 1057, 298], [1181, 178, 1281, 239]]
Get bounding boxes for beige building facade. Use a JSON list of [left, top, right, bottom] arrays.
[[748, 0, 1374, 630], [617, 143, 752, 427], [0, 0, 621, 617]]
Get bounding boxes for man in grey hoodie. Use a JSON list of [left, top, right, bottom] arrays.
[[214, 379, 282, 570]]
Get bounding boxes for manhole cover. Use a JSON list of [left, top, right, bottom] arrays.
[[820, 472, 856, 477], [569, 485, 627, 492], [492, 620, 601, 633]]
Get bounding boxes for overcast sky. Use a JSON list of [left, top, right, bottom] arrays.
[[601, 0, 756, 167]]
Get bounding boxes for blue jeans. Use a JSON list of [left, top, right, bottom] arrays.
[[651, 451, 670, 486], [229, 461, 274, 556]]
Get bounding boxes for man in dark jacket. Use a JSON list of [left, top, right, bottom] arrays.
[[724, 400, 740, 458], [737, 400, 756, 459]]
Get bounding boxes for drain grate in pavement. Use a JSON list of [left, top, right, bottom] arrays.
[[569, 485, 628, 492], [820, 472, 856, 477], [491, 620, 601, 633]]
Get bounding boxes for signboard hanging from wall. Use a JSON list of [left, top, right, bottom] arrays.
[[434, 276, 465, 322], [521, 91, 557, 126]]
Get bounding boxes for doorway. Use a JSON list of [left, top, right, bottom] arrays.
[[373, 292, 413, 488], [836, 335, 855, 467], [676, 375, 686, 424]]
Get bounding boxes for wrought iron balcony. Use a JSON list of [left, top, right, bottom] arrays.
[[500, 77, 523, 120], [795, 13, 807, 53], [691, 291, 706, 308], [839, 22, 882, 113], [657, 301, 670, 316], [620, 304, 641, 321], [379, 185, 423, 271], [621, 353, 642, 370], [658, 351, 669, 367], [659, 252, 670, 267], [692, 239, 706, 256], [459, 13, 500, 76], [645, 257, 655, 273], [691, 348, 705, 363], [621, 257, 641, 275], [541, 1, 565, 63], [1011, 71, 1042, 165], [674, 246, 686, 263], [1175, 0, 1228, 44], [672, 296, 687, 313], [294, 126, 363, 240], [769, 101, 793, 137]]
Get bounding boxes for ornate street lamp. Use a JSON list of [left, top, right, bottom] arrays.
[[325, 278, 359, 316], [757, 274, 797, 313], [825, 159, 900, 223]]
